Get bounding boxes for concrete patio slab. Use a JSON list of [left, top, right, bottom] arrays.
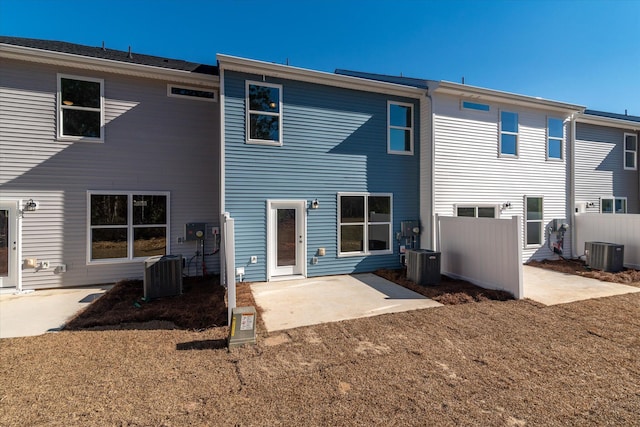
[[250, 273, 442, 332], [0, 285, 112, 339], [523, 265, 640, 306]]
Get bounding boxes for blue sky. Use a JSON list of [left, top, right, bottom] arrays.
[[1, 0, 639, 114]]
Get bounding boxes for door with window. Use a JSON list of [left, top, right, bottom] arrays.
[[267, 201, 306, 279], [0, 202, 18, 288]]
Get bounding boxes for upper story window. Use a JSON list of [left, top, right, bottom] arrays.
[[525, 196, 543, 247], [624, 133, 638, 170], [601, 197, 627, 214], [88, 192, 169, 263], [168, 84, 217, 102], [461, 101, 490, 112], [500, 111, 519, 157], [338, 193, 392, 256], [388, 101, 414, 154], [547, 117, 564, 160], [456, 205, 498, 218], [58, 74, 104, 141], [246, 81, 282, 146]]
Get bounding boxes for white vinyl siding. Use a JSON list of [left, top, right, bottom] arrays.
[[432, 94, 571, 261]]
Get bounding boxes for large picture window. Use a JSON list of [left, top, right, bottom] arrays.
[[58, 74, 104, 141], [525, 196, 543, 247], [246, 81, 282, 145], [339, 193, 392, 256], [388, 101, 414, 154], [88, 192, 169, 262]]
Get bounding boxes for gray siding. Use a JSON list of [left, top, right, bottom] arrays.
[[575, 122, 639, 213], [224, 71, 420, 282], [431, 94, 573, 262], [0, 58, 220, 289]]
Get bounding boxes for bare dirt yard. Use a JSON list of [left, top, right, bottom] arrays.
[[1, 270, 639, 426]]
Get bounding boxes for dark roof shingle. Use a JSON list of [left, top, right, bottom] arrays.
[[0, 36, 217, 75], [584, 109, 640, 123]]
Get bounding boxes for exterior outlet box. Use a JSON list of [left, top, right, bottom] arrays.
[[317, 247, 326, 256], [236, 267, 245, 276], [212, 227, 220, 236], [250, 256, 257, 264], [311, 257, 318, 264], [56, 264, 67, 273], [185, 223, 207, 241], [228, 306, 257, 348], [41, 261, 50, 269]]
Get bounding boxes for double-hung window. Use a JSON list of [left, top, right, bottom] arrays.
[[338, 193, 392, 256], [388, 101, 414, 154], [547, 118, 564, 160], [500, 111, 518, 157], [601, 197, 627, 214], [58, 74, 104, 141], [624, 133, 638, 170], [88, 192, 169, 262], [456, 205, 498, 218], [525, 196, 543, 246], [246, 81, 282, 145]]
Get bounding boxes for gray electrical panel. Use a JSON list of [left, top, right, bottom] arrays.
[[185, 222, 207, 241], [400, 220, 420, 237], [228, 306, 257, 348]]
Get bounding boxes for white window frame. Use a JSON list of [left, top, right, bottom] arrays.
[[454, 204, 499, 218], [246, 80, 283, 146], [57, 73, 104, 142], [387, 101, 414, 155], [86, 191, 170, 264], [524, 196, 544, 248], [600, 197, 627, 214], [167, 84, 218, 102], [461, 100, 491, 113], [499, 110, 519, 158], [547, 117, 564, 161], [624, 133, 638, 170], [338, 192, 393, 257]]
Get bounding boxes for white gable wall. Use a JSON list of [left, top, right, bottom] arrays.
[[431, 93, 572, 262]]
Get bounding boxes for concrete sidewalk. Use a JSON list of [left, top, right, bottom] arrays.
[[0, 286, 112, 339], [523, 265, 640, 305], [250, 273, 442, 332]]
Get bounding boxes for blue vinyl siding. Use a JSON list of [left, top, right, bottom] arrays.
[[224, 71, 420, 281]]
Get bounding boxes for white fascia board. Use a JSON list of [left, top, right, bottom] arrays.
[[576, 114, 640, 131], [217, 54, 425, 99], [429, 80, 585, 114], [0, 43, 219, 87]]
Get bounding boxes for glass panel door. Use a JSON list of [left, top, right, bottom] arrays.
[[0, 202, 17, 288], [277, 209, 296, 267]]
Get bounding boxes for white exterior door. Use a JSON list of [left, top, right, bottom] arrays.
[[0, 201, 18, 288], [267, 200, 306, 280]]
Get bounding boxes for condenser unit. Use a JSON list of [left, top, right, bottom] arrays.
[[584, 242, 624, 273], [144, 254, 183, 299], [406, 249, 441, 286]]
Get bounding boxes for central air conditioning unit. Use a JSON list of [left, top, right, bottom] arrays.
[[144, 254, 183, 300], [584, 242, 624, 273], [406, 249, 441, 286]]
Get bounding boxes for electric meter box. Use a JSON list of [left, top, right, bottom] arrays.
[[400, 220, 420, 237], [228, 306, 257, 348], [185, 223, 207, 241]]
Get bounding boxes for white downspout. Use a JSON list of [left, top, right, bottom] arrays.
[[569, 114, 577, 259]]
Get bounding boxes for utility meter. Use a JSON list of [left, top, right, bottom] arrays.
[[185, 223, 207, 241]]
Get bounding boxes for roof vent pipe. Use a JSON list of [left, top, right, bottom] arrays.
[[625, 109, 628, 116], [461, 76, 465, 84], [128, 46, 133, 59], [102, 41, 105, 51]]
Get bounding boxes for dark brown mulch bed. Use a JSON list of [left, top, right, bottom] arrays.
[[64, 275, 235, 331], [375, 269, 514, 304], [527, 258, 640, 286]]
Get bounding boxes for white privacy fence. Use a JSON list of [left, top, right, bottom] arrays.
[[436, 215, 523, 299], [221, 212, 236, 325], [575, 213, 640, 269]]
